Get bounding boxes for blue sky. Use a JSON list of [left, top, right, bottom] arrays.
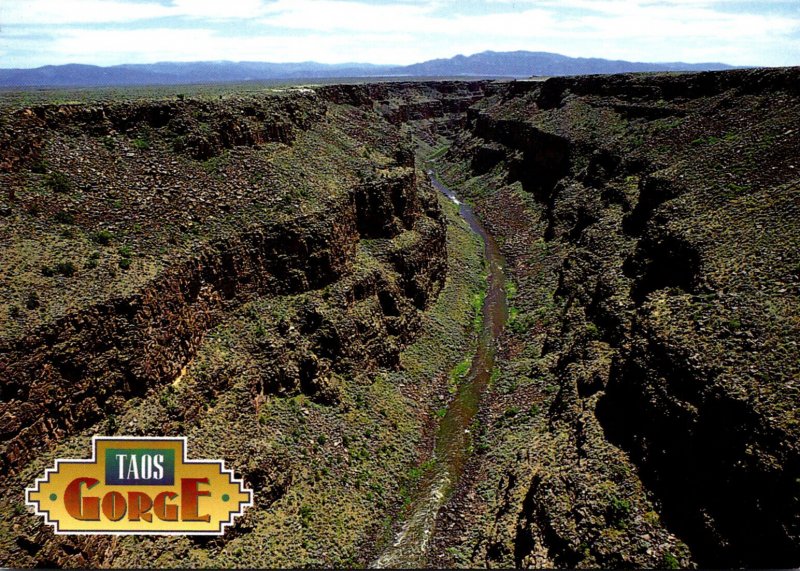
[[1, 0, 798, 68]]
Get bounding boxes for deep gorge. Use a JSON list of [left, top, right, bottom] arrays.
[[0, 68, 798, 568]]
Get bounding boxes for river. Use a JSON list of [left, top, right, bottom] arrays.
[[373, 174, 508, 568]]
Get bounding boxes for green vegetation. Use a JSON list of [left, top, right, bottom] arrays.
[[117, 244, 133, 270], [91, 229, 113, 245], [727, 316, 742, 330], [44, 171, 71, 193], [472, 288, 486, 331], [202, 154, 228, 174], [132, 137, 151, 150], [508, 312, 536, 335], [30, 159, 49, 174], [54, 211, 74, 224], [652, 117, 683, 133], [85, 251, 101, 270], [662, 552, 681, 569], [57, 261, 75, 277], [428, 144, 450, 161], [607, 495, 632, 528], [448, 357, 471, 393], [407, 459, 435, 483], [505, 280, 517, 301], [42, 262, 77, 277], [691, 132, 738, 146], [722, 182, 752, 198], [25, 292, 39, 310]]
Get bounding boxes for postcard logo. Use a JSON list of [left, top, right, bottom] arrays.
[[26, 436, 252, 535]]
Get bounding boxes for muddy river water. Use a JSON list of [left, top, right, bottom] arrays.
[[373, 174, 508, 568]]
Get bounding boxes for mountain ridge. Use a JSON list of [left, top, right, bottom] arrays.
[[0, 50, 736, 88]]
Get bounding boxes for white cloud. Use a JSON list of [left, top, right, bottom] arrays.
[[0, 0, 171, 25], [0, 0, 269, 25], [252, 0, 799, 64], [9, 25, 419, 66], [1, 0, 798, 67], [168, 0, 267, 20]]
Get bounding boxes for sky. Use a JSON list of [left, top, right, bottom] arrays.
[[0, 0, 798, 69]]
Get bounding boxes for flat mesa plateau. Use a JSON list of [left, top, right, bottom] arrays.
[[0, 68, 799, 568]]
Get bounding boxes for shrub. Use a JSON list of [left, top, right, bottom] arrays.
[[644, 510, 660, 526], [118, 244, 133, 270], [30, 159, 49, 174], [509, 312, 536, 335], [42, 262, 76, 277], [91, 229, 113, 245], [25, 291, 40, 310], [159, 387, 177, 413], [132, 137, 150, 150], [45, 171, 71, 193], [607, 495, 632, 528], [662, 552, 680, 569], [55, 261, 76, 277], [450, 358, 471, 386], [299, 505, 312, 527], [54, 210, 75, 224]]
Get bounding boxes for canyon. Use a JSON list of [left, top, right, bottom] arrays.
[[0, 68, 798, 568]]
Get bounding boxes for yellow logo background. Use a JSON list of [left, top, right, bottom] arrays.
[[26, 436, 252, 535]]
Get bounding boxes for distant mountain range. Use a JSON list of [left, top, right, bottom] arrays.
[[0, 50, 735, 88]]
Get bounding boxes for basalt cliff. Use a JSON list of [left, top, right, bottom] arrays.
[[0, 69, 798, 568]]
